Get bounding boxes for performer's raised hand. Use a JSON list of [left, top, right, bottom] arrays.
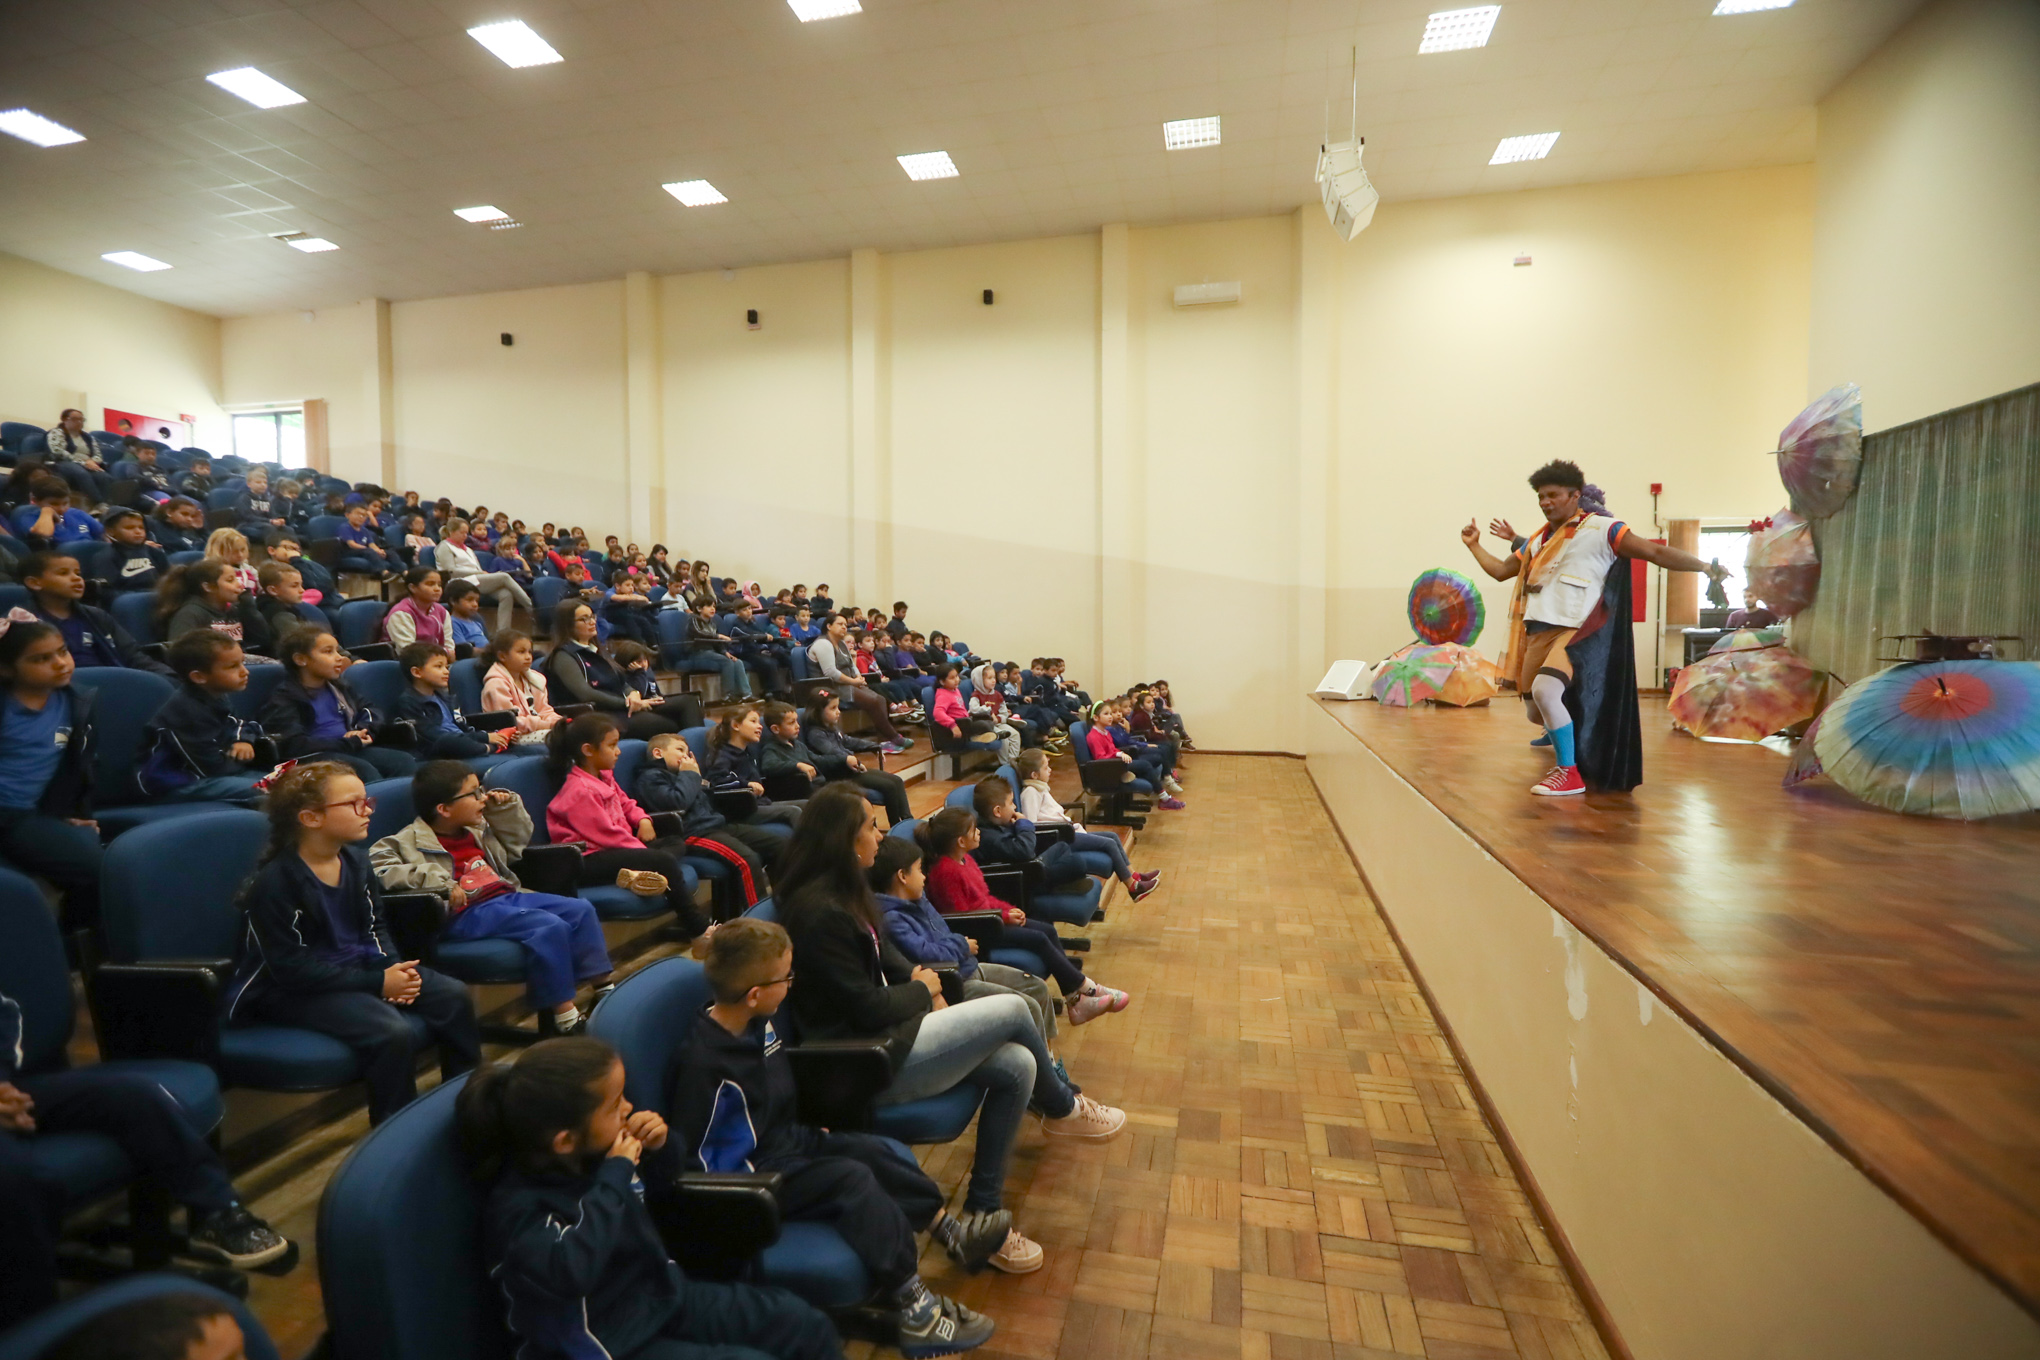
[[1460, 519, 1480, 548], [1488, 518, 1517, 544]]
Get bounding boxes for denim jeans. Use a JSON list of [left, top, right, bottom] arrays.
[[160, 773, 265, 804], [1069, 830, 1132, 881], [878, 993, 1074, 1213], [440, 891, 610, 1010], [677, 652, 749, 699]]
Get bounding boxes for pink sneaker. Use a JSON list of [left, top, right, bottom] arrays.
[[1159, 796, 1185, 810], [1066, 990, 1116, 1025], [1531, 766, 1586, 797], [1083, 980, 1130, 1012], [1128, 876, 1159, 902]]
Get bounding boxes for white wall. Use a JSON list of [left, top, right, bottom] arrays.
[[0, 251, 225, 450], [221, 301, 384, 479], [1810, 0, 2040, 430]]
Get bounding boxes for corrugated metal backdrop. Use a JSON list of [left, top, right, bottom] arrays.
[[1793, 382, 2040, 683]]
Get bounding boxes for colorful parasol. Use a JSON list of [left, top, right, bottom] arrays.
[[1782, 710, 1827, 788], [1708, 627, 1787, 655], [1667, 641, 1830, 742], [1407, 569, 1486, 646], [1746, 510, 1820, 618], [1774, 383, 1863, 519], [1409, 642, 1500, 707], [1371, 648, 1455, 707], [1812, 661, 2040, 819]]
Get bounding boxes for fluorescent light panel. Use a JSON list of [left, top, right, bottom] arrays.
[[283, 236, 338, 252], [206, 67, 306, 108], [467, 20, 562, 67], [662, 179, 727, 206], [1712, 0, 1793, 12], [788, 0, 861, 19], [897, 151, 958, 181], [1162, 116, 1221, 150], [454, 204, 513, 222], [0, 108, 85, 147], [1490, 131, 1559, 164], [1419, 5, 1501, 53], [102, 251, 171, 271]]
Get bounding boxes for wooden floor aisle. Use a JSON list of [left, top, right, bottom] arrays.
[[228, 753, 1609, 1359], [893, 756, 1611, 1360]]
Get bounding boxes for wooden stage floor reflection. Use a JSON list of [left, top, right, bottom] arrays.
[[1314, 696, 2040, 1319]]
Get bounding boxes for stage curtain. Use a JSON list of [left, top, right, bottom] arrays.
[[1793, 381, 2040, 683]]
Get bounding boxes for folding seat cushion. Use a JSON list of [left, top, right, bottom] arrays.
[[0, 1275, 281, 1360]]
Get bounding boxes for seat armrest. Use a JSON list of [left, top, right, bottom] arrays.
[[979, 862, 1031, 911], [648, 810, 686, 840], [786, 1040, 895, 1131], [652, 1172, 785, 1269], [927, 960, 964, 1006], [943, 911, 1005, 954], [383, 892, 447, 964], [711, 790, 758, 822], [1034, 824, 1075, 849], [512, 844, 584, 898], [469, 709, 516, 731], [88, 964, 221, 1065], [348, 642, 396, 664], [556, 703, 595, 718]]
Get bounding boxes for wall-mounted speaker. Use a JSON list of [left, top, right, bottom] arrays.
[[500, 332, 513, 346], [983, 289, 994, 305], [745, 309, 760, 330]]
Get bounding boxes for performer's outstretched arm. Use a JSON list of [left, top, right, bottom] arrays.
[[1616, 533, 1730, 584], [1460, 520, 1521, 581]]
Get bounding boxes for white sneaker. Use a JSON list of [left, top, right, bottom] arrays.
[[1041, 1094, 1126, 1141], [987, 1229, 1045, 1274]]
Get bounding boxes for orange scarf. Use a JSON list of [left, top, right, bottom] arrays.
[[1500, 512, 1588, 689]]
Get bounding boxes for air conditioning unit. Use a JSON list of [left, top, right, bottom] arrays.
[[1173, 281, 1241, 307]]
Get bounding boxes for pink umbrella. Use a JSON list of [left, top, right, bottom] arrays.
[[1773, 383, 1862, 519]]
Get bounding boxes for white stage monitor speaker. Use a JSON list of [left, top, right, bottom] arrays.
[[1315, 138, 1379, 242], [1315, 660, 1371, 700]]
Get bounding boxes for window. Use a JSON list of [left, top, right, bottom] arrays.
[[231, 409, 303, 465], [1699, 525, 1754, 613]]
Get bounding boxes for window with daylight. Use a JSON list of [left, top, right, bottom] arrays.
[[232, 409, 304, 465]]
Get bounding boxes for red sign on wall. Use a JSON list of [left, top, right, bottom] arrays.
[[102, 409, 189, 446]]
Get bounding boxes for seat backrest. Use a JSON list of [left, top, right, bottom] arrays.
[[484, 757, 559, 845], [888, 818, 920, 841], [0, 420, 37, 452], [680, 725, 710, 765], [338, 599, 388, 649], [944, 782, 976, 812], [745, 897, 778, 923], [588, 957, 710, 1117], [347, 659, 406, 715], [296, 599, 333, 630], [169, 550, 203, 567], [70, 667, 176, 807], [0, 867, 76, 1073], [206, 486, 239, 509], [450, 656, 485, 714], [0, 1274, 280, 1360], [67, 540, 112, 582], [230, 661, 290, 721], [995, 764, 1021, 802], [0, 583, 29, 613], [1069, 720, 1092, 764], [101, 809, 268, 962], [308, 514, 346, 541], [612, 738, 649, 800], [657, 609, 686, 656], [365, 777, 416, 843], [111, 589, 162, 644], [317, 1075, 510, 1360], [530, 576, 570, 618]]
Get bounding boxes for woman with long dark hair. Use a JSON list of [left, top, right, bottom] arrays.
[[544, 600, 682, 743]]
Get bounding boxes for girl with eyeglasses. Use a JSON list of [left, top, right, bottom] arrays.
[[222, 761, 480, 1125]]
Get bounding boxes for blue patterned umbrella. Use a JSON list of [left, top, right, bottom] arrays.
[[1812, 661, 2040, 819]]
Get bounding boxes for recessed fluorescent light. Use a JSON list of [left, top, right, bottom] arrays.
[[0, 108, 85, 147], [1713, 0, 1793, 12], [1419, 5, 1501, 53], [897, 151, 958, 181], [662, 179, 728, 206], [274, 233, 339, 252], [467, 20, 562, 68], [1490, 131, 1560, 164], [454, 204, 513, 223], [206, 67, 306, 108], [788, 0, 861, 19], [102, 251, 171, 272], [1162, 116, 1221, 150]]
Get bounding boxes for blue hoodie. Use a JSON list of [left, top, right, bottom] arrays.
[[876, 892, 976, 978]]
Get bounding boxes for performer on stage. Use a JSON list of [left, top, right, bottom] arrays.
[[1460, 460, 1727, 797]]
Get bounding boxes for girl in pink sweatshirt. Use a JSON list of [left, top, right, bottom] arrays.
[[931, 664, 998, 751], [540, 713, 707, 938]]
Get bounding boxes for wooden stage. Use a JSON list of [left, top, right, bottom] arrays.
[[1307, 696, 2040, 1351]]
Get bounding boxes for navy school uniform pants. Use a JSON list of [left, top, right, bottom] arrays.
[[440, 891, 610, 1010], [627, 1280, 842, 1360], [234, 969, 479, 1125], [0, 1067, 241, 1329], [0, 807, 102, 932]]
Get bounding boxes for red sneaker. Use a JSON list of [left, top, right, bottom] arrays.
[[1531, 766, 1585, 797]]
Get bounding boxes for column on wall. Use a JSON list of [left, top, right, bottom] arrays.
[[1097, 223, 1139, 692], [1295, 208, 1341, 706], [848, 247, 892, 605], [369, 298, 395, 489], [624, 271, 666, 544]]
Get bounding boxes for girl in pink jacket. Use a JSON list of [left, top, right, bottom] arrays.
[[540, 714, 707, 939]]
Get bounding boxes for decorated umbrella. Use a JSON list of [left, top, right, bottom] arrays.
[[1407, 569, 1486, 646], [1813, 661, 2040, 819], [1774, 383, 1863, 518], [1707, 626, 1787, 655], [1667, 641, 1829, 742], [1746, 510, 1820, 618], [1408, 642, 1501, 707], [1782, 710, 1827, 788], [1371, 648, 1455, 707]]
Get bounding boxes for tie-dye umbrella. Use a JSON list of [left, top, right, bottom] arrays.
[[1813, 661, 2040, 819], [1782, 710, 1827, 788], [1708, 626, 1787, 655], [1774, 383, 1863, 518], [1408, 642, 1501, 706], [1407, 569, 1486, 646], [1746, 510, 1820, 618], [1668, 639, 1829, 742], [1371, 647, 1455, 707]]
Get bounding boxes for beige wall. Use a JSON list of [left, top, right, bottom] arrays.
[[1318, 165, 1816, 676], [1810, 0, 2040, 430], [0, 251, 224, 448], [221, 301, 385, 478]]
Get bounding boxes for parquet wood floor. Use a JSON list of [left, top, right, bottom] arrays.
[[200, 753, 1608, 1359], [1315, 697, 2040, 1320]]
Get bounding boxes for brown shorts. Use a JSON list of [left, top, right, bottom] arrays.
[[1516, 626, 1577, 692]]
